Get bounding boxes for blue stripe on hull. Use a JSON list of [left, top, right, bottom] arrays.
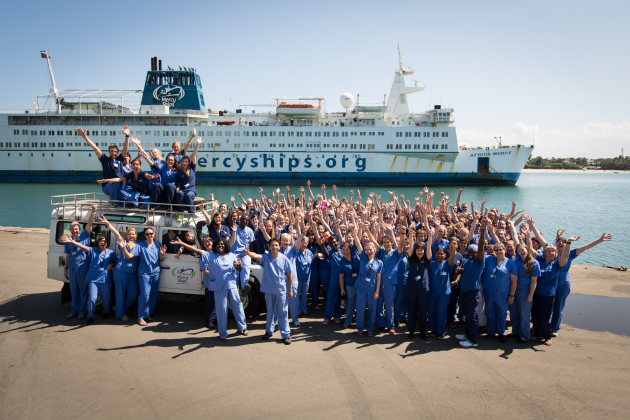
[[0, 170, 522, 186]]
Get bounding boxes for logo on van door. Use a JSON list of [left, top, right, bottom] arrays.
[[171, 267, 196, 285]]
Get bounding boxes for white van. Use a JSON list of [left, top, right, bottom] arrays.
[[47, 193, 263, 316]]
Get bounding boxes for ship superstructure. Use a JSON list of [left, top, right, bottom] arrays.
[[0, 48, 533, 185]]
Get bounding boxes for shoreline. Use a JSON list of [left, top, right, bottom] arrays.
[[523, 168, 629, 173]]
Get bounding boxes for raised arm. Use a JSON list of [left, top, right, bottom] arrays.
[[190, 136, 202, 165], [526, 217, 547, 248], [456, 188, 464, 210], [477, 218, 487, 261], [182, 128, 196, 155], [86, 204, 97, 234], [558, 237, 572, 268], [242, 248, 262, 262], [60, 236, 90, 253], [575, 233, 612, 256], [116, 237, 135, 260], [76, 128, 102, 159], [425, 227, 434, 260], [306, 180, 314, 200], [121, 125, 131, 158], [99, 215, 121, 242], [170, 237, 204, 256]]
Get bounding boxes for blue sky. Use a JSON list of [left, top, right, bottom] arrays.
[[1, 0, 627, 158]]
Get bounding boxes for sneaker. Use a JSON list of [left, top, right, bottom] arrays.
[[77, 313, 86, 320], [377, 327, 385, 334], [292, 321, 301, 327], [367, 331, 374, 337], [177, 215, 183, 222], [484, 333, 493, 340], [334, 318, 342, 324], [262, 332, 272, 340], [343, 324, 351, 329], [552, 331, 559, 337], [322, 319, 330, 325], [456, 334, 467, 341], [206, 322, 215, 329], [389, 329, 395, 335], [459, 340, 478, 348], [314, 305, 320, 310], [407, 332, 415, 338], [283, 337, 292, 345], [356, 331, 364, 337], [86, 318, 94, 326], [437, 334, 447, 340], [518, 338, 527, 343], [65, 312, 77, 320]]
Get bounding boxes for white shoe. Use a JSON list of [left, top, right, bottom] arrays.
[[459, 340, 478, 348], [552, 331, 558, 337], [292, 321, 301, 327], [456, 334, 466, 341]]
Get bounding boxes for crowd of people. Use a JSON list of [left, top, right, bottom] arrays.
[[61, 129, 613, 346]]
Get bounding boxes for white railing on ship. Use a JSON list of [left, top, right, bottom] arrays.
[[50, 192, 210, 228]]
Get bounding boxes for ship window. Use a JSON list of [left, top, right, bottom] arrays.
[[351, 144, 356, 150], [360, 132, 365, 136], [234, 132, 240, 137], [208, 131, 213, 136], [13, 129, 18, 135], [217, 131, 222, 136], [405, 144, 411, 149], [351, 132, 356, 136], [226, 131, 232, 136]]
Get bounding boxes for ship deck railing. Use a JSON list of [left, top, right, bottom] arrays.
[[50, 192, 208, 227]]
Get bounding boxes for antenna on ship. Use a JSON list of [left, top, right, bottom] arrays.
[[40, 51, 60, 113], [494, 136, 502, 147]]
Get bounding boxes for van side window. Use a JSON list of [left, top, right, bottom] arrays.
[[118, 226, 148, 243], [161, 229, 198, 255], [55, 222, 86, 245], [89, 224, 112, 248]]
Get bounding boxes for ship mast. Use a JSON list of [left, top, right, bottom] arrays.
[[40, 51, 60, 112]]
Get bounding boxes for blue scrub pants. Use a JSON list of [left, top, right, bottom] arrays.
[[118, 185, 135, 208], [298, 280, 310, 314], [551, 282, 570, 332], [406, 286, 429, 334], [205, 288, 216, 324], [215, 288, 247, 338], [176, 189, 196, 213], [125, 191, 151, 209], [152, 183, 176, 205], [460, 289, 480, 344], [376, 283, 396, 329], [532, 294, 554, 340], [355, 287, 377, 333], [288, 282, 300, 324], [101, 182, 118, 204], [484, 293, 509, 336], [138, 272, 160, 320], [428, 295, 450, 335], [324, 273, 344, 320], [265, 293, 290, 339], [343, 285, 357, 327], [68, 264, 89, 314], [510, 290, 533, 341], [394, 283, 408, 323], [447, 283, 462, 323], [309, 265, 319, 307], [113, 270, 139, 319], [319, 269, 331, 300], [87, 282, 111, 319]]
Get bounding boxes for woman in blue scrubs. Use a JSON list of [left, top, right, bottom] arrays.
[[481, 243, 517, 342], [339, 229, 362, 328], [428, 240, 457, 339], [320, 235, 345, 324], [172, 236, 248, 341], [354, 240, 382, 337], [97, 158, 158, 209], [510, 242, 540, 343], [100, 216, 140, 321], [295, 233, 314, 316], [61, 234, 117, 325], [119, 227, 166, 326], [141, 151, 179, 207], [175, 136, 202, 219], [531, 241, 570, 345]]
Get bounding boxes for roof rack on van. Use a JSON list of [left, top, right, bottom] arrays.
[[50, 192, 207, 227]]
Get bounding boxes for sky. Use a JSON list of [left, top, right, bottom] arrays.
[[0, 0, 627, 158]]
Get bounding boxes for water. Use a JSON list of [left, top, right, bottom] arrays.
[[562, 294, 630, 336], [0, 172, 627, 266]]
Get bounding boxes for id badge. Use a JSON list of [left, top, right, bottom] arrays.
[[98, 268, 104, 271], [126, 263, 133, 267], [184, 183, 190, 188], [416, 275, 421, 281], [440, 271, 446, 276], [72, 251, 76, 256], [352, 273, 357, 277], [113, 162, 118, 167]]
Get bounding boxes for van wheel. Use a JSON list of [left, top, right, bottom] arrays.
[[240, 282, 260, 318]]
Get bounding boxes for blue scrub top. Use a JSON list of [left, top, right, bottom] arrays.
[[295, 248, 314, 283], [482, 256, 517, 296], [115, 243, 140, 273], [459, 257, 485, 293], [315, 244, 332, 273], [166, 150, 186, 165], [557, 248, 578, 286], [137, 241, 162, 274], [233, 226, 255, 253], [176, 163, 196, 192], [207, 252, 239, 292], [513, 254, 541, 292], [338, 250, 360, 287], [207, 223, 232, 241], [356, 251, 383, 294], [376, 248, 403, 285], [428, 260, 452, 297], [397, 256, 408, 286], [124, 170, 152, 195], [154, 160, 177, 185], [85, 248, 117, 283], [431, 239, 450, 259], [99, 154, 125, 179], [534, 255, 562, 296], [162, 233, 181, 253], [279, 245, 298, 284], [259, 252, 293, 295], [64, 229, 90, 268]]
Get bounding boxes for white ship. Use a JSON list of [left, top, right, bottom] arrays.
[[0, 47, 533, 185]]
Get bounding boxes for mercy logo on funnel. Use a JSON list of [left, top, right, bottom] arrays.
[[153, 85, 185, 107]]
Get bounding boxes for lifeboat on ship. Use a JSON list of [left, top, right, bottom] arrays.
[[216, 121, 235, 126], [275, 102, 321, 116]]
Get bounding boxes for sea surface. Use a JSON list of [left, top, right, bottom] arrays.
[[0, 172, 627, 267]]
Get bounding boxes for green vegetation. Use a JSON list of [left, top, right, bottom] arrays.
[[525, 155, 630, 170]]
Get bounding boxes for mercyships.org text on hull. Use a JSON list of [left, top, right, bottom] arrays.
[[0, 48, 533, 186]]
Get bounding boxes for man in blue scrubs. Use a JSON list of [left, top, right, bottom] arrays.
[[63, 204, 97, 320], [77, 126, 130, 206], [376, 228, 405, 335]]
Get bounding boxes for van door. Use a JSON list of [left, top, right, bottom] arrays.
[[158, 228, 204, 295]]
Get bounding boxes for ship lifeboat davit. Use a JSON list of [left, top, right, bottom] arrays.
[[216, 121, 235, 126], [276, 102, 321, 116]]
